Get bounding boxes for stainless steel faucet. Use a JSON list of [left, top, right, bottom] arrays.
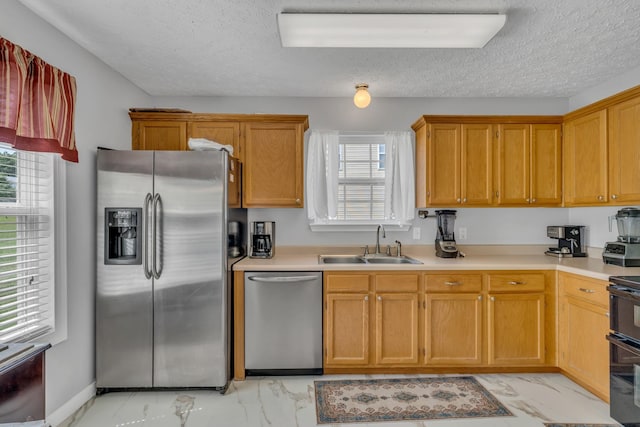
[[375, 224, 386, 254]]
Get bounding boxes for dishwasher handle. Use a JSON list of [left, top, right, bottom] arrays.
[[247, 275, 319, 283]]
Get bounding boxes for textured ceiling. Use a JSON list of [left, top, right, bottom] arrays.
[[17, 0, 640, 98]]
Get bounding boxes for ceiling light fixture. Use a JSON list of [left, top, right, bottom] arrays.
[[277, 13, 506, 48], [353, 84, 371, 109]]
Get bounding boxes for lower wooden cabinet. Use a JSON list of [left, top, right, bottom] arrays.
[[325, 293, 370, 366], [324, 270, 552, 371], [425, 293, 483, 365], [487, 293, 545, 365], [558, 272, 610, 401], [375, 293, 420, 365]]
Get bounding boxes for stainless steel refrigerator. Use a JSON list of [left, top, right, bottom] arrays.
[[96, 149, 245, 393]]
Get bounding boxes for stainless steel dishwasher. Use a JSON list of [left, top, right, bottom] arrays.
[[244, 271, 323, 375]]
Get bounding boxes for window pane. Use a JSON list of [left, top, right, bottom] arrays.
[[0, 149, 17, 203]]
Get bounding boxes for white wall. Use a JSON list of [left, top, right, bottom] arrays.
[[2, 2, 151, 418]]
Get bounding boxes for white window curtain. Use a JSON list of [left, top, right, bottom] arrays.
[[306, 130, 339, 222], [383, 131, 415, 223], [306, 129, 415, 227]]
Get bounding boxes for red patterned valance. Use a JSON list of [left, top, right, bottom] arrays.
[[0, 37, 78, 162]]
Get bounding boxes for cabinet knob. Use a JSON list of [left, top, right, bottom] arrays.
[[531, 198, 536, 203], [377, 295, 382, 301], [612, 194, 618, 200], [526, 198, 530, 203], [456, 198, 461, 203], [598, 195, 605, 202], [295, 198, 301, 205], [477, 295, 482, 301], [364, 295, 369, 301], [606, 312, 610, 318], [463, 198, 467, 203], [490, 296, 495, 301], [495, 191, 499, 198]]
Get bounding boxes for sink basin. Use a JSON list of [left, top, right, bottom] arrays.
[[364, 255, 422, 264], [318, 255, 366, 264], [365, 256, 421, 264], [318, 254, 422, 265]]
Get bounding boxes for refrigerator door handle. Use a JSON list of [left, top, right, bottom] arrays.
[[152, 193, 163, 279], [143, 192, 153, 279]]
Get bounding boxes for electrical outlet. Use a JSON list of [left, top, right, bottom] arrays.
[[458, 227, 467, 240], [412, 226, 421, 240]]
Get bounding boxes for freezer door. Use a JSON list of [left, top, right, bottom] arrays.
[[96, 150, 154, 388], [152, 151, 228, 387]]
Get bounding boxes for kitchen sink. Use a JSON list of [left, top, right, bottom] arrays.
[[318, 255, 366, 264], [318, 255, 422, 265]]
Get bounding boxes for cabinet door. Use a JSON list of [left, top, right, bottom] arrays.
[[242, 122, 304, 207], [559, 295, 610, 400], [132, 120, 187, 151], [461, 124, 493, 205], [487, 293, 545, 365], [325, 293, 369, 366], [609, 96, 640, 203], [425, 294, 483, 365], [531, 124, 562, 205], [428, 124, 461, 205], [496, 124, 530, 205], [188, 121, 241, 160], [375, 293, 419, 365], [563, 110, 608, 205]]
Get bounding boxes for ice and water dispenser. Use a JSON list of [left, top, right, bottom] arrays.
[[104, 208, 142, 265]]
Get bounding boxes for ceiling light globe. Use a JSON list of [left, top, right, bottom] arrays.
[[353, 84, 371, 109]]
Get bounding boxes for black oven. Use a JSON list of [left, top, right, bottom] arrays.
[[608, 276, 640, 426]]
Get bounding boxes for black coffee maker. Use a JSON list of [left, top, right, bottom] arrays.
[[250, 221, 275, 258], [435, 210, 459, 258]]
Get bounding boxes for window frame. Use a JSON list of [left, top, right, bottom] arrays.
[[0, 144, 67, 345]]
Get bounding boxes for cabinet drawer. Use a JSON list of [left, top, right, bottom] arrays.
[[487, 273, 545, 292], [560, 274, 608, 308], [425, 274, 482, 293], [375, 274, 419, 293], [325, 274, 369, 293]]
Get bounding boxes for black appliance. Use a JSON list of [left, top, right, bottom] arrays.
[[545, 225, 587, 257], [435, 209, 459, 258], [607, 275, 640, 426], [250, 221, 275, 258]]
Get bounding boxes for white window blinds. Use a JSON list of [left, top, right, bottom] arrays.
[[0, 144, 55, 343]]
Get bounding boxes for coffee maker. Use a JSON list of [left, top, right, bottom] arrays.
[[435, 210, 459, 258], [545, 225, 587, 257], [250, 221, 275, 258], [603, 207, 640, 266]]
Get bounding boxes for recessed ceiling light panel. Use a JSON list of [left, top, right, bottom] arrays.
[[277, 13, 506, 48]]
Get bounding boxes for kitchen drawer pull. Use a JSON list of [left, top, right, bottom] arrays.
[[579, 287, 595, 293], [508, 281, 525, 285], [445, 281, 462, 286], [247, 275, 319, 283]]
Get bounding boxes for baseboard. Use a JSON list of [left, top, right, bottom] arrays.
[[46, 382, 96, 427]]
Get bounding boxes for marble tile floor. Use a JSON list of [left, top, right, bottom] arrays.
[[57, 373, 620, 427]]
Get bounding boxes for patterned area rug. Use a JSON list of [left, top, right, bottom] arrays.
[[314, 376, 513, 424]]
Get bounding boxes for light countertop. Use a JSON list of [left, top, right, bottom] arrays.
[[233, 245, 640, 281]]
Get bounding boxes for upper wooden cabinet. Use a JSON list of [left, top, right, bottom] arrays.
[[242, 122, 305, 208], [562, 84, 640, 206], [609, 95, 640, 203], [413, 116, 562, 207], [495, 124, 562, 206], [132, 120, 187, 151], [130, 112, 309, 208], [563, 110, 608, 205]]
